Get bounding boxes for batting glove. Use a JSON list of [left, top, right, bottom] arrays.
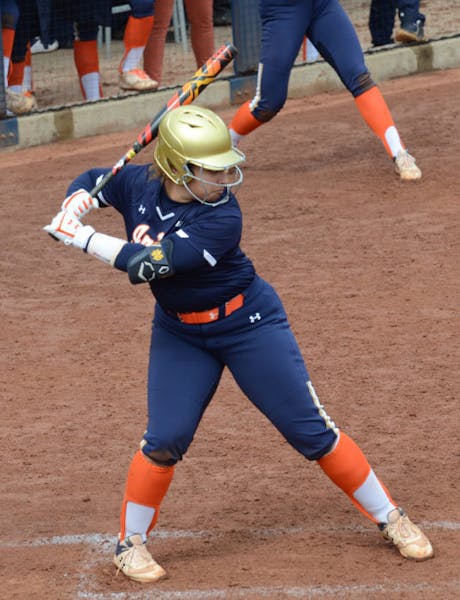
[[43, 210, 85, 245], [61, 188, 99, 219]]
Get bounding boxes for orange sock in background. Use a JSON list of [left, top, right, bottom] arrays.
[[318, 432, 396, 523], [229, 100, 263, 136], [8, 59, 25, 92], [74, 40, 101, 100], [2, 27, 15, 85], [120, 15, 154, 72], [119, 450, 174, 541], [354, 86, 403, 157], [23, 44, 33, 92]]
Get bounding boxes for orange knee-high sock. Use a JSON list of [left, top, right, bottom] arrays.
[[2, 27, 15, 59], [354, 86, 404, 158], [73, 40, 101, 100], [120, 15, 154, 72], [8, 59, 25, 89], [229, 100, 264, 137], [119, 450, 174, 541], [23, 44, 33, 92], [318, 432, 396, 523], [2, 27, 15, 84]]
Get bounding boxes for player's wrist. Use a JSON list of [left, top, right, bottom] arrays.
[[85, 232, 126, 266], [73, 225, 96, 251]]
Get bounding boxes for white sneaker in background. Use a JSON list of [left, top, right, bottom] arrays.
[[30, 37, 59, 54]]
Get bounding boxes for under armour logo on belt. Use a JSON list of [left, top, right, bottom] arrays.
[[249, 312, 261, 323]]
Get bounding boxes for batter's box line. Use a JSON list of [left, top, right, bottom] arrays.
[[75, 580, 460, 599], [1, 521, 459, 549]]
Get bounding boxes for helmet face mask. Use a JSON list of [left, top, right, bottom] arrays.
[[183, 163, 244, 206], [154, 106, 245, 205]]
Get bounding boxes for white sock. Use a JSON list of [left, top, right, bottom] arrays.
[[4, 57, 10, 88], [229, 128, 242, 147], [353, 469, 396, 523], [385, 125, 404, 157], [8, 84, 21, 94], [122, 47, 144, 72], [125, 501, 155, 542], [23, 65, 33, 92], [80, 72, 101, 101], [306, 39, 320, 62]]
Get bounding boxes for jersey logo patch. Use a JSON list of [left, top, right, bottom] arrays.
[[151, 248, 164, 261], [249, 313, 261, 323]]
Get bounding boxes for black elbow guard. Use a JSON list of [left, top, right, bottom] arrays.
[[127, 239, 175, 284]]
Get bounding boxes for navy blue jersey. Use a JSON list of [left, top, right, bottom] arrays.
[[69, 165, 255, 312]]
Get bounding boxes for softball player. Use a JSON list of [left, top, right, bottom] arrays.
[[44, 106, 433, 583], [229, 0, 422, 181]]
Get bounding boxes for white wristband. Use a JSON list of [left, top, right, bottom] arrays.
[[86, 232, 126, 266], [73, 225, 96, 250]]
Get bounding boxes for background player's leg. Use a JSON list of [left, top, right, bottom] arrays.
[[119, 0, 157, 92], [73, 38, 101, 100], [309, 0, 421, 180], [369, 0, 397, 47], [143, 0, 173, 85], [228, 0, 310, 145], [185, 0, 214, 68]]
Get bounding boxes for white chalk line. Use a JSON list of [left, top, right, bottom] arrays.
[[1, 520, 458, 549], [74, 580, 460, 600], [2, 522, 458, 599]]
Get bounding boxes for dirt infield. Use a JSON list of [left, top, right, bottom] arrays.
[[1, 68, 459, 599]]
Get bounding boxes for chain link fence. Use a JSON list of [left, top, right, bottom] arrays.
[[1, 0, 460, 115]]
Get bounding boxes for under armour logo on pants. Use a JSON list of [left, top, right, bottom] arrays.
[[249, 313, 261, 323]]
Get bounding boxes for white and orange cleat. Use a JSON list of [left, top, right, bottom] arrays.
[[119, 68, 158, 92], [114, 534, 167, 583], [394, 149, 422, 181], [6, 88, 37, 115], [380, 508, 434, 561]]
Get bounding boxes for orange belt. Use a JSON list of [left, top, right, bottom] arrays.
[[177, 293, 244, 325]]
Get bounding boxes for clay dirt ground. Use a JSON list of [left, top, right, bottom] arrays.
[[1, 68, 459, 599]]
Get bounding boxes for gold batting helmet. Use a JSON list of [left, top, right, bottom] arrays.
[[154, 106, 245, 185]]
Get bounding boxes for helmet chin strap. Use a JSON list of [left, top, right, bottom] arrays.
[[181, 164, 243, 206]]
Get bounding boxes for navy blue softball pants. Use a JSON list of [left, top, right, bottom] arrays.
[[252, 0, 370, 123], [142, 276, 338, 465]]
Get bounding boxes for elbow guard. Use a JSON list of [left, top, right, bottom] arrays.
[[127, 238, 175, 284]]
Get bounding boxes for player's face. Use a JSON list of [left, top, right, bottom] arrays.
[[186, 165, 243, 205]]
